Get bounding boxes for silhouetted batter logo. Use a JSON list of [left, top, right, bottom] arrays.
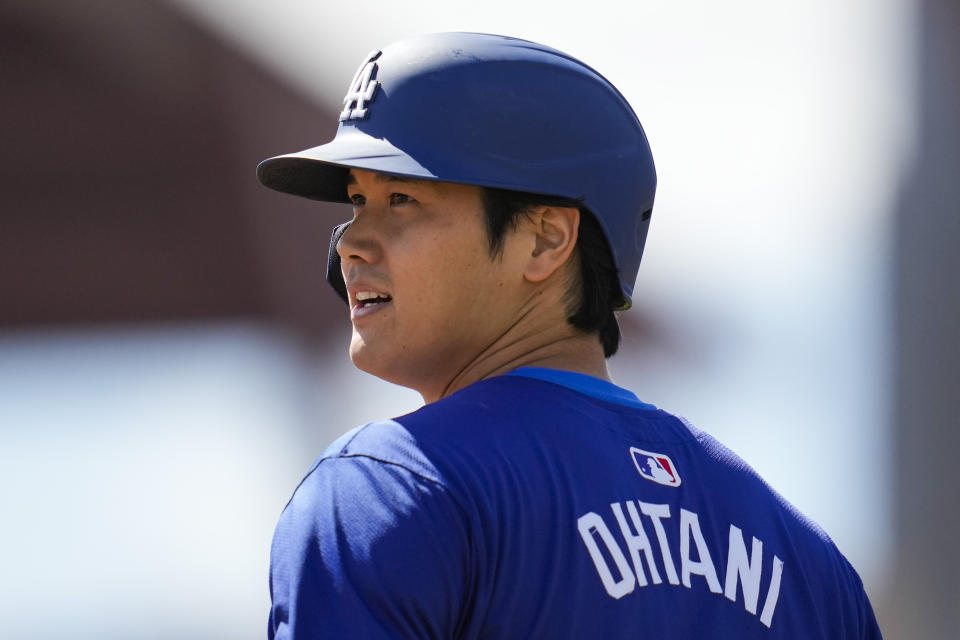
[[630, 447, 682, 487]]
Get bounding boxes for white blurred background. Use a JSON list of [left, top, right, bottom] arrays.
[[1, 0, 957, 637]]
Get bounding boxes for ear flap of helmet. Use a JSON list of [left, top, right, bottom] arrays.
[[326, 221, 351, 304]]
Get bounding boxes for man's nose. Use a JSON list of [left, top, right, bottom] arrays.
[[336, 211, 381, 265]]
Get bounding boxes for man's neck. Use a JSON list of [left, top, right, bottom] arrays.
[[422, 326, 610, 404]]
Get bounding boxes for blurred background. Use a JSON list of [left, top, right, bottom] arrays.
[[0, 0, 956, 637]]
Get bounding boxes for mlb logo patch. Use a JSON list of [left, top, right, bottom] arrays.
[[630, 447, 682, 487]]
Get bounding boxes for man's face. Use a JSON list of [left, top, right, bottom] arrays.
[[339, 169, 528, 398]]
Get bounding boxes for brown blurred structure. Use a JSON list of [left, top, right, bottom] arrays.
[[0, 0, 345, 338]]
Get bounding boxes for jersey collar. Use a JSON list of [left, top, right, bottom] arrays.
[[503, 367, 657, 411]]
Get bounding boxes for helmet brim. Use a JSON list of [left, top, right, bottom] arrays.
[[256, 128, 437, 203]]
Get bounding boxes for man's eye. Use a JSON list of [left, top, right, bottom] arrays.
[[390, 193, 414, 205], [349, 194, 365, 206]]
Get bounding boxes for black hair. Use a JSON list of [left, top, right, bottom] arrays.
[[481, 187, 624, 357]]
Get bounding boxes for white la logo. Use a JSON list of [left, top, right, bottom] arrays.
[[339, 50, 382, 122]]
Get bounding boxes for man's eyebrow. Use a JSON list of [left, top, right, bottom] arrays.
[[344, 172, 426, 187]]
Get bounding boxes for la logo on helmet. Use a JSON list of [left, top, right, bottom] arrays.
[[339, 50, 382, 122]]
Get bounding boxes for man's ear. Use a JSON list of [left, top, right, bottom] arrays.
[[524, 206, 580, 283]]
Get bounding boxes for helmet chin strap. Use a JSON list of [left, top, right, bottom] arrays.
[[326, 221, 351, 304]]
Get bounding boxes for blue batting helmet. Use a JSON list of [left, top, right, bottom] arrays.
[[257, 32, 656, 308]]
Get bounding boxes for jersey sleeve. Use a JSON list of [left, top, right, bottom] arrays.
[[267, 453, 471, 640]]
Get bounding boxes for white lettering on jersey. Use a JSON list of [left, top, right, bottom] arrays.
[[638, 501, 680, 585], [339, 50, 382, 122], [724, 524, 764, 614], [759, 555, 785, 628], [576, 501, 786, 629], [679, 508, 722, 593], [577, 512, 636, 599], [611, 501, 661, 586]]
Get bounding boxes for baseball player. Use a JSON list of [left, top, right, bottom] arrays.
[[257, 33, 882, 639]]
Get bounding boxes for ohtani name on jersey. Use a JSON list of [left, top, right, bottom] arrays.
[[577, 502, 784, 629]]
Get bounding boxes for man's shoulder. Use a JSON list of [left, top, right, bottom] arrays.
[[676, 415, 847, 551], [673, 416, 874, 617], [296, 378, 541, 500], [304, 379, 542, 488], [310, 418, 445, 487], [277, 419, 464, 554]]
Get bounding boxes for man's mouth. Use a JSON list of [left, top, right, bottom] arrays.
[[352, 290, 393, 318]]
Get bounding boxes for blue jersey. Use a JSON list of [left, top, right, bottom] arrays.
[[268, 368, 881, 639]]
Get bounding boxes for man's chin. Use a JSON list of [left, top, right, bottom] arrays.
[[348, 337, 374, 371], [349, 338, 394, 381], [349, 338, 435, 396]]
